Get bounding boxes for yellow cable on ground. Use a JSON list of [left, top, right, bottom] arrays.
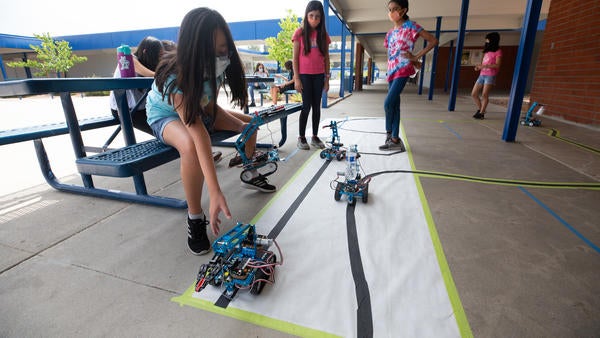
[[545, 128, 600, 154], [365, 169, 600, 190]]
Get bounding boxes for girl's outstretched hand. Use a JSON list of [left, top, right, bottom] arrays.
[[208, 191, 232, 236]]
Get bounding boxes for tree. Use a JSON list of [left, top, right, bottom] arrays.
[[265, 10, 301, 66], [6, 33, 87, 78]]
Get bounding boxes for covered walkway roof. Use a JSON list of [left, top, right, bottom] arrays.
[[329, 0, 551, 65], [2, 0, 551, 61]]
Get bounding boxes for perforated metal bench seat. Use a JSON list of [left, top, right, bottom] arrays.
[[75, 131, 243, 177], [259, 89, 298, 106], [76, 139, 179, 177]]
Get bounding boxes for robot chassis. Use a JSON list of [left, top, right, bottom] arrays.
[[520, 101, 544, 127], [234, 105, 286, 184], [332, 144, 371, 205], [195, 222, 281, 301], [319, 120, 346, 161]]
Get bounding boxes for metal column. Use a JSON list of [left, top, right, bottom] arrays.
[[339, 23, 347, 98], [349, 35, 355, 93], [448, 0, 469, 111], [502, 0, 543, 142], [444, 40, 454, 92], [418, 40, 427, 95], [322, 0, 330, 108], [428, 16, 442, 100]]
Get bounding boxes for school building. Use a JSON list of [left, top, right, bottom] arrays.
[[0, 0, 598, 127]]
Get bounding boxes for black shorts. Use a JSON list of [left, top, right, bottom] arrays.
[[279, 83, 295, 92]]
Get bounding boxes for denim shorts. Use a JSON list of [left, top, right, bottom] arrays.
[[476, 75, 496, 85], [150, 114, 216, 143], [150, 116, 180, 143]]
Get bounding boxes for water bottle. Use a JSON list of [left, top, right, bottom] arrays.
[[535, 105, 545, 115], [117, 44, 136, 78], [346, 144, 358, 180]]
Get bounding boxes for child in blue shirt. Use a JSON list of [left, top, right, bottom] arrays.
[[146, 8, 276, 256]]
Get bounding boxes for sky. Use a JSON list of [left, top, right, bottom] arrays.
[[0, 0, 310, 37]]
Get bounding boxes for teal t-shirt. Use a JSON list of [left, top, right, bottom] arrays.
[[146, 74, 224, 127]]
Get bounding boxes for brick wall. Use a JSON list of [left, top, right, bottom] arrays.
[[530, 0, 600, 126]]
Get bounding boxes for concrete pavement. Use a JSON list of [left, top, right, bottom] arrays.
[[1, 81, 599, 337]]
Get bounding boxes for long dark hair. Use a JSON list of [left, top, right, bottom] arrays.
[[134, 36, 163, 72], [301, 0, 328, 56], [483, 32, 500, 53], [154, 7, 247, 126], [388, 0, 410, 20], [254, 63, 265, 73]]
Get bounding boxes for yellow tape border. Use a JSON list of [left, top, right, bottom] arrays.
[[172, 150, 340, 338], [402, 123, 474, 338]]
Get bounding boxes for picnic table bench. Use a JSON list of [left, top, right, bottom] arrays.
[[0, 78, 301, 209], [259, 89, 298, 106]]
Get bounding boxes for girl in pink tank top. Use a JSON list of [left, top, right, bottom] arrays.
[[292, 0, 331, 150], [472, 32, 502, 119]]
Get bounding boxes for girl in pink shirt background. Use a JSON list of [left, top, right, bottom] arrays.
[[472, 32, 502, 119], [292, 0, 331, 150]]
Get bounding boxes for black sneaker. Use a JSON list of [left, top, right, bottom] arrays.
[[229, 154, 242, 168], [249, 102, 256, 107], [212, 151, 222, 164], [229, 154, 244, 168], [228, 151, 266, 168], [242, 175, 277, 193], [379, 137, 406, 152], [473, 112, 485, 119], [252, 150, 268, 164], [187, 216, 211, 255], [472, 110, 481, 118]]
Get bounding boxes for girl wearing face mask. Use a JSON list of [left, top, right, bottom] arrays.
[[146, 7, 276, 256], [472, 32, 502, 119], [248, 62, 269, 107], [381, 0, 437, 151]]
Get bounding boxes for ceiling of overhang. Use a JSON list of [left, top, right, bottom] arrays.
[[328, 0, 551, 65]]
